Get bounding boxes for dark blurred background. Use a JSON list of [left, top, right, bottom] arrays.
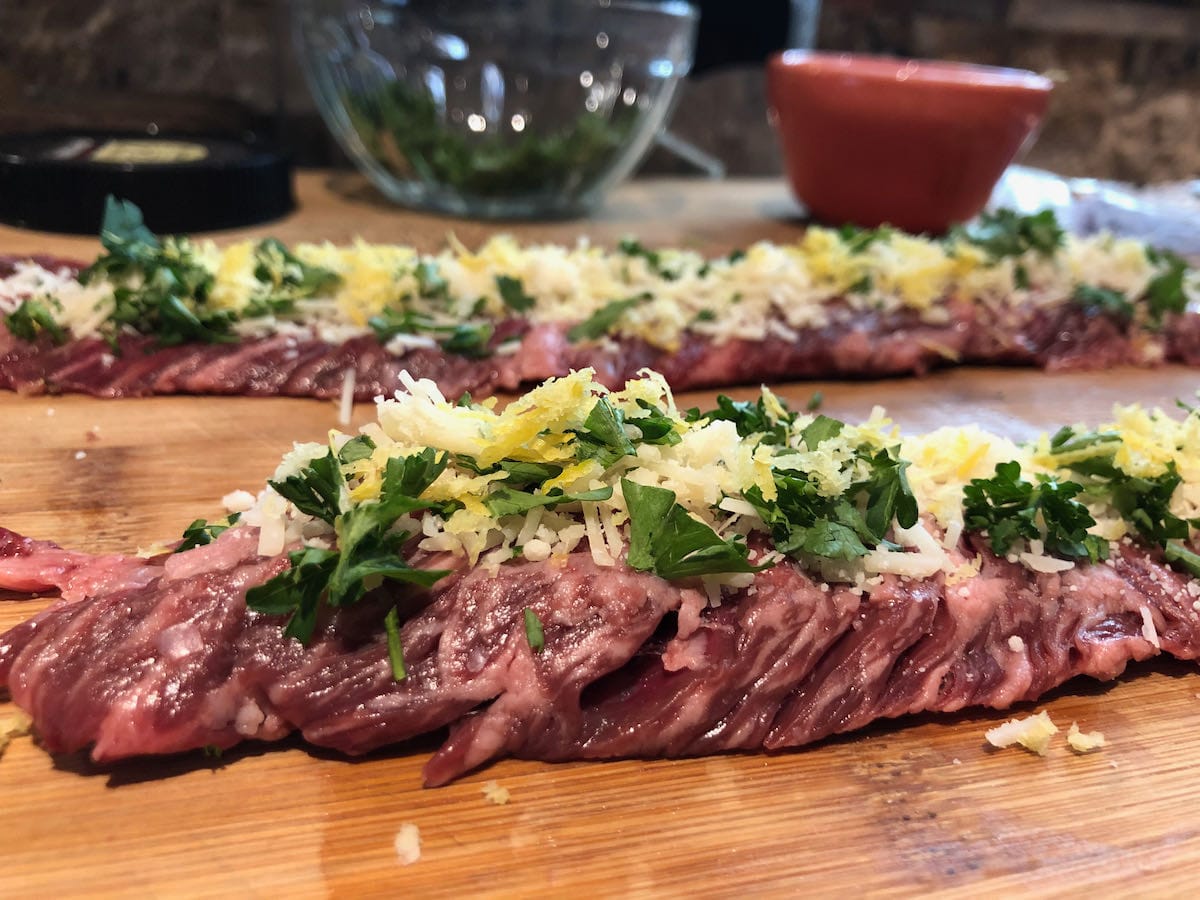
[[2, 0, 1198, 183]]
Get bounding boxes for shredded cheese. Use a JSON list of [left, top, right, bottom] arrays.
[[221, 369, 1200, 598], [985, 711, 1059, 756], [1066, 722, 1107, 753], [393, 823, 422, 865], [0, 710, 32, 758], [3, 226, 1190, 355]]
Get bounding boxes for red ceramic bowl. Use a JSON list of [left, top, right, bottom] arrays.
[[766, 51, 1053, 233]]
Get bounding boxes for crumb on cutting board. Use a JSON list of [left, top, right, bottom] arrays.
[[985, 710, 1059, 756], [394, 823, 421, 866], [0, 711, 32, 759], [1066, 722, 1107, 753], [482, 780, 511, 805]]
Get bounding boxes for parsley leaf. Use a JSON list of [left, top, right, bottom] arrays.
[[97, 194, 159, 252], [5, 299, 66, 345], [1165, 541, 1200, 578], [440, 321, 494, 358], [953, 208, 1064, 259], [498, 460, 564, 485], [495, 274, 535, 312], [246, 546, 338, 643], [523, 608, 545, 654], [800, 415, 844, 450], [1144, 248, 1188, 323], [749, 443, 918, 562], [692, 394, 797, 445], [1066, 456, 1190, 547], [572, 398, 636, 467], [1072, 284, 1133, 320], [338, 435, 377, 464], [837, 223, 894, 254], [384, 607, 407, 680], [859, 449, 919, 539], [962, 461, 1106, 562], [483, 485, 613, 518], [629, 400, 681, 446], [176, 513, 240, 553], [1049, 426, 1122, 459], [565, 294, 649, 343], [455, 455, 564, 487], [81, 197, 236, 348], [248, 449, 452, 642], [623, 479, 762, 579], [269, 450, 344, 523], [414, 260, 449, 300], [618, 238, 676, 280], [368, 309, 493, 358], [746, 475, 870, 560], [252, 238, 339, 300]]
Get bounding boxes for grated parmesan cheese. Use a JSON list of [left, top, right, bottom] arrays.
[[218, 368, 1200, 601], [985, 710, 1059, 756], [481, 780, 511, 805], [394, 823, 422, 865], [0, 710, 32, 759], [1066, 722, 1107, 753], [3, 225, 1191, 357], [1139, 605, 1162, 649]]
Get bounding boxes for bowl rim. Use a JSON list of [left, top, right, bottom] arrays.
[[614, 0, 698, 18], [770, 50, 1053, 92]]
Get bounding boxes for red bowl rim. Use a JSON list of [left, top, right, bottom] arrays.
[[769, 50, 1054, 93]]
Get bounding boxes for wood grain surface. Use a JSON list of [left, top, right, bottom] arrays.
[[3, 176, 1200, 898]]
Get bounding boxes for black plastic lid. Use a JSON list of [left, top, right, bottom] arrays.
[[0, 131, 295, 234]]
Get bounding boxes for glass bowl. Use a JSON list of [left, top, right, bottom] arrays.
[[292, 0, 698, 219]]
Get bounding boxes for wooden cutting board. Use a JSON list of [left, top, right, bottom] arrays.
[[4, 176, 1200, 897]]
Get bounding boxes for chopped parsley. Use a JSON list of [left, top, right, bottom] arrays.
[[368, 308, 494, 358], [523, 608, 545, 654], [747, 441, 917, 562], [5, 298, 66, 345], [338, 435, 377, 464], [495, 274, 536, 312], [952, 208, 1064, 259], [838, 223, 894, 254], [565, 294, 650, 343], [618, 238, 677, 280], [690, 393, 797, 445], [483, 486, 613, 518], [384, 607, 407, 681], [629, 400, 682, 446], [572, 398, 636, 467], [176, 513, 240, 553], [246, 448, 451, 642], [440, 321, 494, 358], [1164, 541, 1200, 578], [414, 260, 449, 301], [1145, 247, 1188, 324], [1072, 284, 1133, 321], [1050, 426, 1198, 548], [623, 479, 762, 580], [81, 196, 237, 348], [252, 238, 339, 302], [962, 461, 1106, 562]]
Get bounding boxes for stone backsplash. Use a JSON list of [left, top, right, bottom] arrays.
[[1, 0, 1197, 183]]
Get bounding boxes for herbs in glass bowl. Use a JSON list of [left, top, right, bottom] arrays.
[[293, 0, 698, 219]]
